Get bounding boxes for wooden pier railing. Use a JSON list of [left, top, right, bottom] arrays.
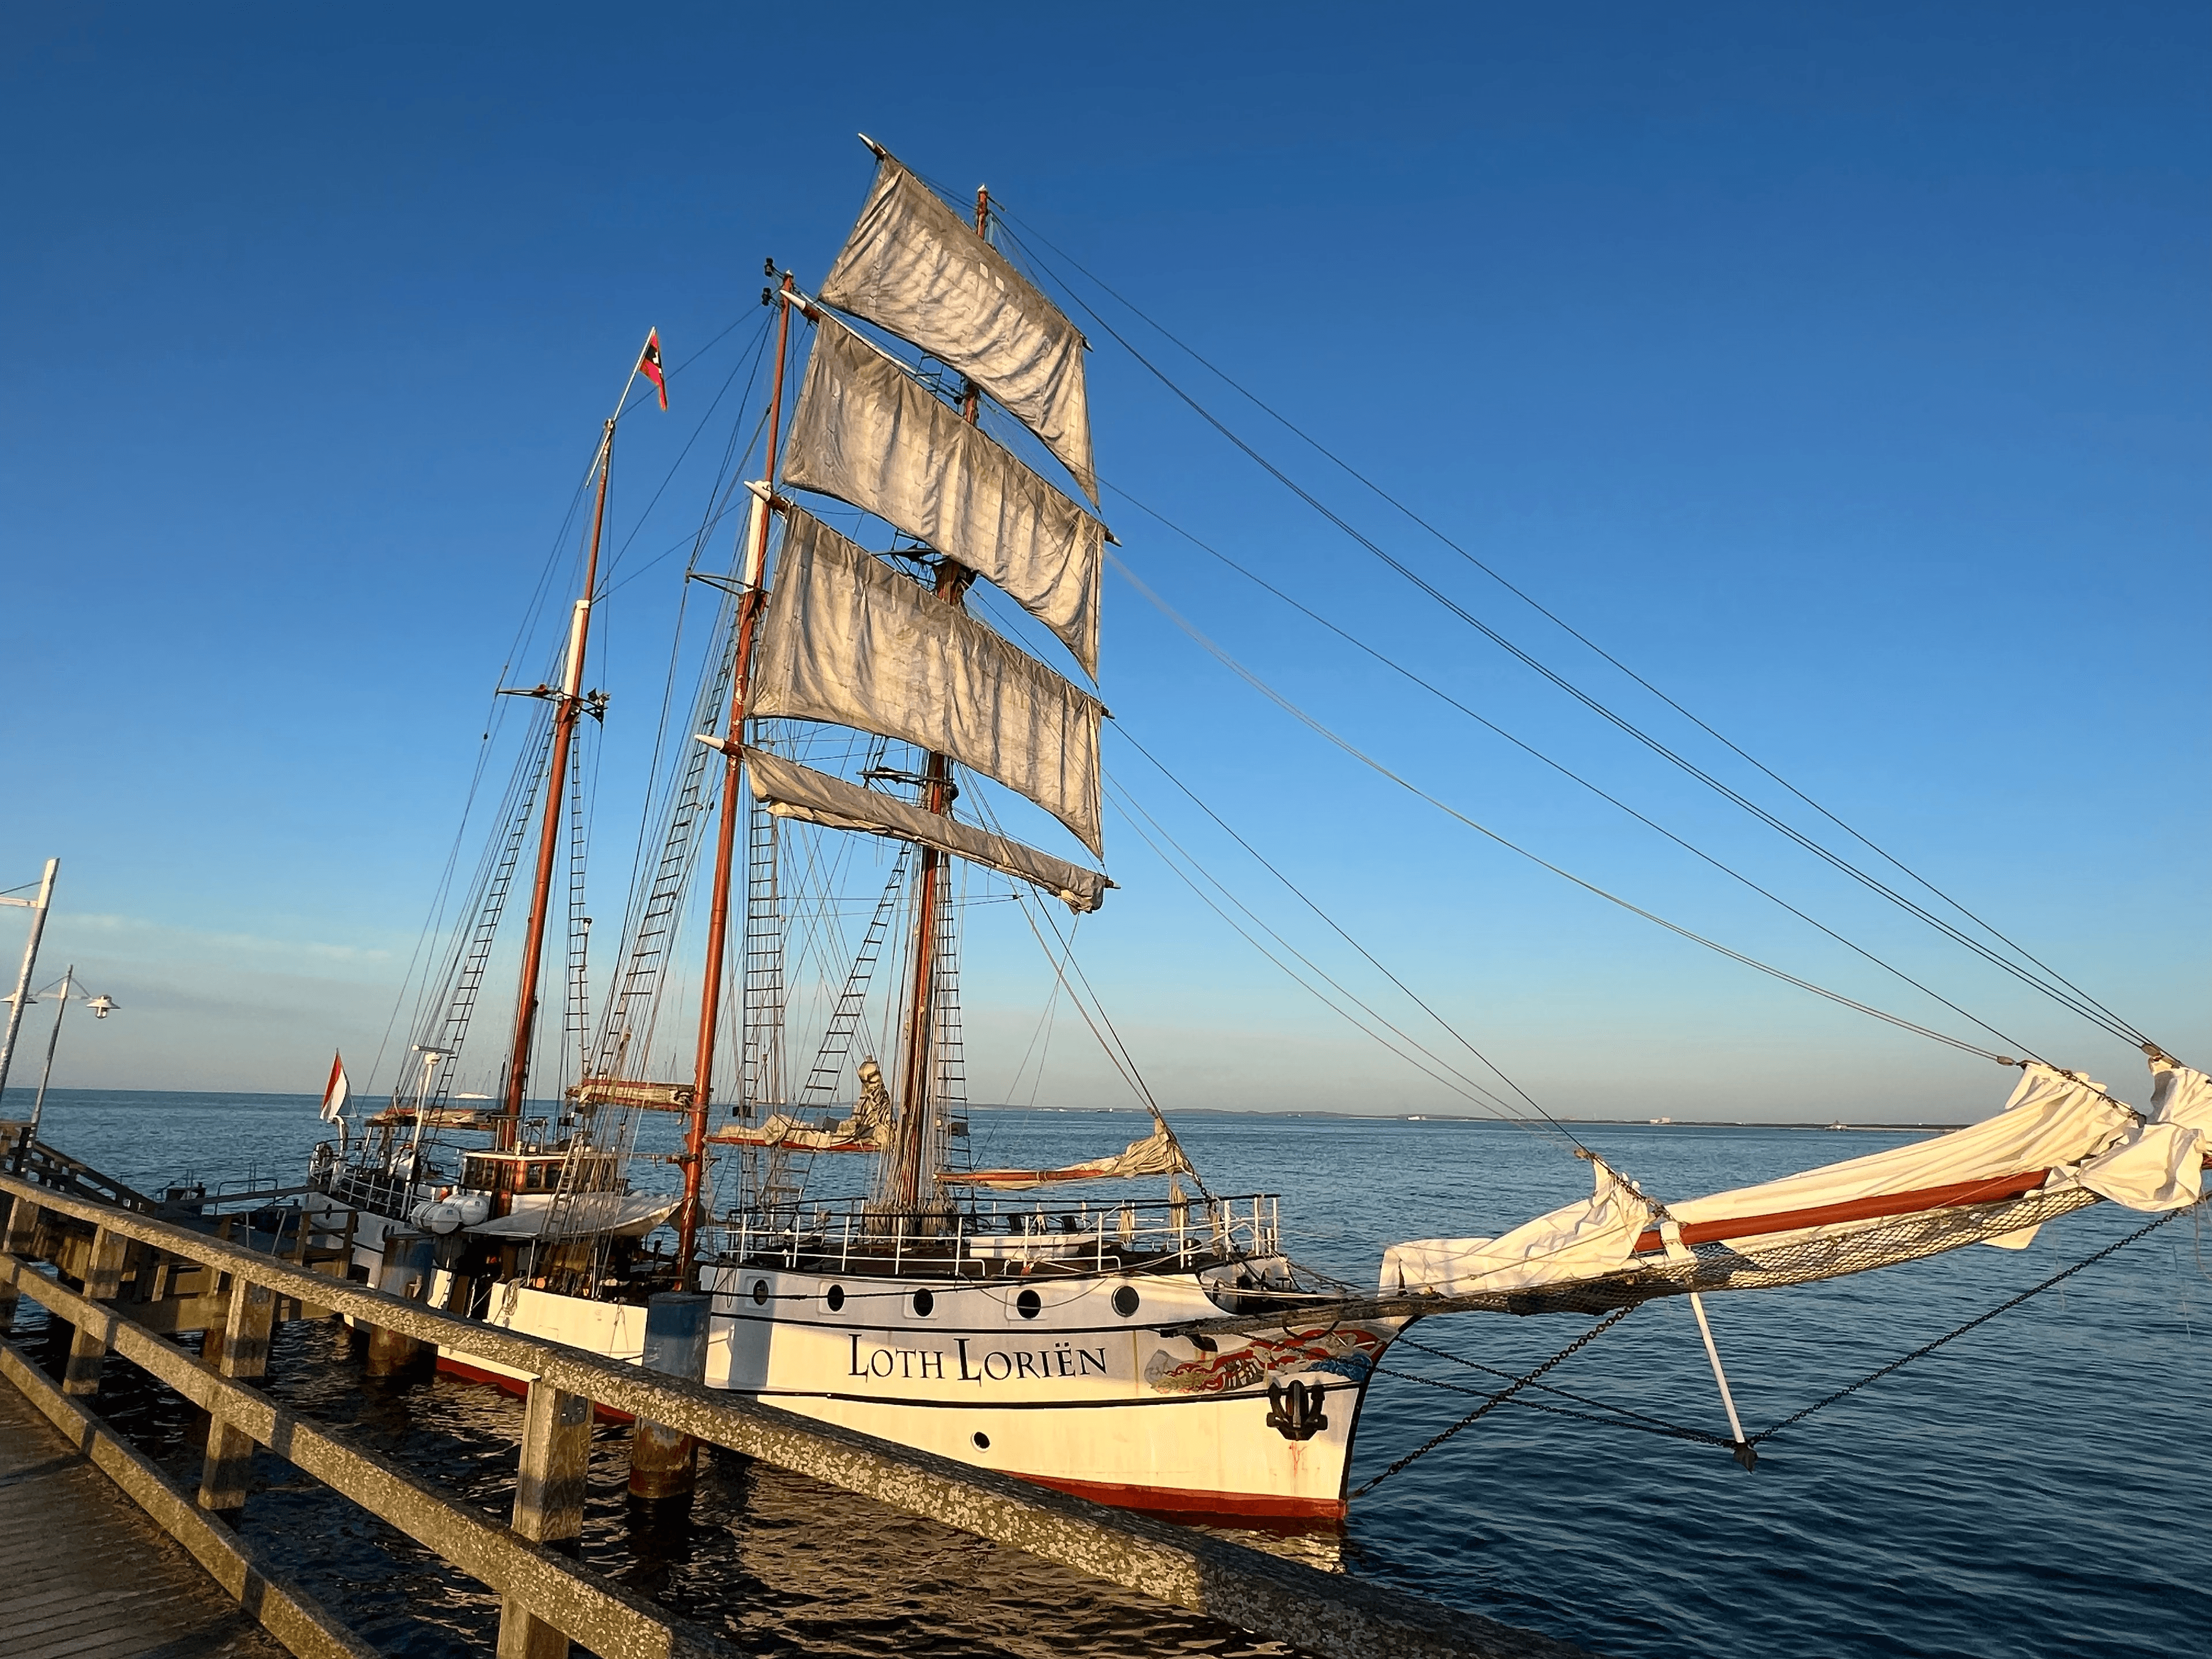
[[0, 1161, 1591, 1659]]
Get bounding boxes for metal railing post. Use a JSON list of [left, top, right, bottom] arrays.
[[62, 1224, 126, 1395], [199, 1276, 275, 1513], [497, 1378, 592, 1659]]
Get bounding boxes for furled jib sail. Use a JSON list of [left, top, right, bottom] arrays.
[[744, 747, 1110, 912], [783, 314, 1105, 676], [1380, 1061, 2210, 1301], [819, 149, 1096, 503], [749, 506, 1105, 855]]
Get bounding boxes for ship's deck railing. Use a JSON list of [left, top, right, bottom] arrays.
[[715, 1193, 1283, 1277]]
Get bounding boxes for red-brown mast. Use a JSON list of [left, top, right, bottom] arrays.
[[884, 184, 993, 1219], [677, 271, 796, 1274], [500, 419, 615, 1150]]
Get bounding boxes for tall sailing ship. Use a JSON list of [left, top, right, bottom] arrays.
[[305, 139, 2211, 1521]]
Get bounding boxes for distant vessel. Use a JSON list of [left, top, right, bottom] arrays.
[[305, 138, 2210, 1514]]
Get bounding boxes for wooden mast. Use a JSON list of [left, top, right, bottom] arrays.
[[499, 419, 614, 1151], [884, 184, 993, 1222], [677, 271, 796, 1275]]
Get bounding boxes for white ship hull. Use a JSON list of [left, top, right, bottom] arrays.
[[698, 1260, 1402, 1519], [316, 1199, 1400, 1520]]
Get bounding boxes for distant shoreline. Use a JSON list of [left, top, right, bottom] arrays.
[[3, 1086, 1965, 1132]]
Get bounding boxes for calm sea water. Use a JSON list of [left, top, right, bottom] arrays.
[[7, 1087, 2207, 1658]]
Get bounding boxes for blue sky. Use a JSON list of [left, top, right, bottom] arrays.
[[2, 2, 2203, 1120]]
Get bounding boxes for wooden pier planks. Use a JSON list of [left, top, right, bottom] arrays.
[[0, 1378, 289, 1659]]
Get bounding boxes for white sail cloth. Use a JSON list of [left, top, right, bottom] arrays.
[[1380, 1161, 1654, 1296], [784, 316, 1105, 676], [1663, 1064, 2147, 1256], [944, 1125, 1190, 1190], [2029, 1056, 2212, 1214], [1377, 1062, 2207, 1296], [820, 150, 1096, 502], [2150, 1058, 2212, 1135], [465, 1194, 678, 1240], [743, 748, 1109, 912], [751, 508, 1104, 855]]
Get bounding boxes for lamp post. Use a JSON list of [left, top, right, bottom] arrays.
[[18, 965, 119, 1166], [0, 858, 59, 1102]]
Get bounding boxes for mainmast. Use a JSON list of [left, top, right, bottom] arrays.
[[499, 421, 614, 1150], [881, 184, 994, 1221], [677, 270, 796, 1274]]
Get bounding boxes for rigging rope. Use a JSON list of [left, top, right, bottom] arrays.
[[1103, 779, 1571, 1141], [1105, 551, 2017, 1066], [1745, 1199, 2200, 1448], [990, 210, 2154, 1056], [1351, 1306, 1636, 1497], [1358, 1198, 2200, 1491], [1109, 725, 1579, 1142], [1104, 495, 2047, 1065]]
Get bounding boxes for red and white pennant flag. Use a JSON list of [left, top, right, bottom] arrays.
[[637, 328, 668, 410], [320, 1051, 351, 1123]]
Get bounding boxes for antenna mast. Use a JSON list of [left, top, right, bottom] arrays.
[[500, 421, 613, 1148]]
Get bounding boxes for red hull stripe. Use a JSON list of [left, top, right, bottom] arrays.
[[1024, 1471, 1344, 1520], [1633, 1168, 2054, 1253]]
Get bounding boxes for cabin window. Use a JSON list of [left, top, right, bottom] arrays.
[[1016, 1288, 1041, 1320]]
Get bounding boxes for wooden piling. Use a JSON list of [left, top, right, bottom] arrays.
[[198, 1275, 276, 1514], [365, 1232, 433, 1376], [628, 1290, 709, 1503], [497, 1379, 594, 1659]]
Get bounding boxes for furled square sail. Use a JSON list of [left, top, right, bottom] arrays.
[[749, 507, 1105, 855], [785, 314, 1104, 676], [743, 747, 1109, 912], [819, 150, 1096, 503]]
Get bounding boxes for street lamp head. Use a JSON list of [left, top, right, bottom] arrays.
[[87, 996, 118, 1019]]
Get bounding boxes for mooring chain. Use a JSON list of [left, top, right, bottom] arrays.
[[1355, 1199, 2202, 1494], [1747, 1201, 2199, 1448], [1352, 1305, 1635, 1497], [1380, 1338, 1731, 1448]]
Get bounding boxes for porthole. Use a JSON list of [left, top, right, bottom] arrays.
[[912, 1288, 934, 1317], [972, 1431, 991, 1450], [751, 1279, 768, 1306], [825, 1284, 846, 1312], [1016, 1287, 1041, 1320], [1112, 1285, 1140, 1318]]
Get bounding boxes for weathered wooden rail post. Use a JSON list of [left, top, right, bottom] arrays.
[[61, 1224, 126, 1395], [198, 1274, 275, 1514], [0, 1189, 36, 1332], [627, 1289, 707, 1502], [498, 1378, 594, 1659]]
